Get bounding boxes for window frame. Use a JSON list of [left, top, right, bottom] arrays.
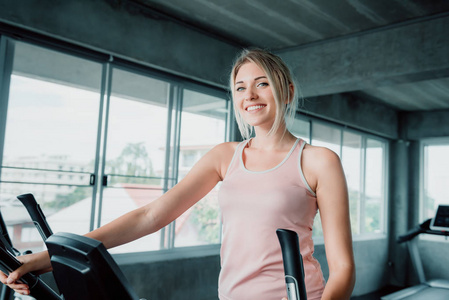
[[0, 32, 230, 260], [419, 137, 449, 222], [292, 114, 389, 243]]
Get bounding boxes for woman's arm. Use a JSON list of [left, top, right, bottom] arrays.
[[86, 142, 233, 247], [1, 142, 236, 294], [304, 146, 356, 299]]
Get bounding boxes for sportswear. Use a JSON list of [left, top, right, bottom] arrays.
[[218, 138, 325, 299]]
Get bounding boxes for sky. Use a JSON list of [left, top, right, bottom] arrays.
[[3, 75, 225, 174]]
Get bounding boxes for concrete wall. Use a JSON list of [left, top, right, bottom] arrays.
[[0, 0, 239, 88], [299, 93, 399, 139], [120, 255, 221, 300]]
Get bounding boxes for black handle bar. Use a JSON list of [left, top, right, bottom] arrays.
[[277, 229, 307, 300], [397, 218, 449, 243], [0, 246, 61, 300], [17, 194, 53, 240]]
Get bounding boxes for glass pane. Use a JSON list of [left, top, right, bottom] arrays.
[[289, 118, 310, 143], [1, 42, 102, 238], [0, 187, 46, 254], [364, 139, 385, 233], [423, 144, 449, 220], [341, 131, 362, 235], [311, 123, 341, 156], [101, 187, 164, 253], [102, 68, 169, 253], [174, 89, 227, 247]]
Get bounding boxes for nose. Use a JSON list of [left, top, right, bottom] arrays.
[[244, 86, 257, 101]]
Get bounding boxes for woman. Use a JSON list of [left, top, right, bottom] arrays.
[[1, 49, 355, 299]]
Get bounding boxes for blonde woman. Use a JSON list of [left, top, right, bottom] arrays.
[[1, 49, 355, 299]]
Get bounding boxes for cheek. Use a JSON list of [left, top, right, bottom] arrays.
[[233, 96, 244, 110]]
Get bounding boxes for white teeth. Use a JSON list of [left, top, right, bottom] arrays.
[[247, 105, 265, 111]]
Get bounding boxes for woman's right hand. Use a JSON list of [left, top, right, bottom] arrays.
[[0, 251, 52, 295]]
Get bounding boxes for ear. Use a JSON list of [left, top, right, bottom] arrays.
[[285, 83, 295, 104]]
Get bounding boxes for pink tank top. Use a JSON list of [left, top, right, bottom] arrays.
[[218, 139, 325, 300]]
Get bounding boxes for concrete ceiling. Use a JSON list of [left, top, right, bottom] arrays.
[[132, 0, 449, 112]]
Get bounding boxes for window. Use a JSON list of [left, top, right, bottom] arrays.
[[289, 118, 310, 143], [421, 139, 449, 220], [289, 118, 388, 238], [0, 41, 103, 253], [174, 89, 228, 247], [364, 139, 386, 234], [0, 37, 229, 255]]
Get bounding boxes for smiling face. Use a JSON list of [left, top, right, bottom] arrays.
[[230, 49, 298, 140], [234, 62, 277, 131]]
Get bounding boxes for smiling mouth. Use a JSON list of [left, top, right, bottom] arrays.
[[246, 105, 266, 112]]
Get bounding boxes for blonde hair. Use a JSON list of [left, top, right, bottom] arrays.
[[230, 48, 298, 140]]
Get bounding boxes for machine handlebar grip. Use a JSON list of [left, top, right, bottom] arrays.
[[276, 229, 307, 300], [17, 194, 53, 240], [397, 219, 432, 243], [0, 246, 61, 300]]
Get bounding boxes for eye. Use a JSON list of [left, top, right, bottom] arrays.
[[236, 86, 245, 92], [257, 82, 268, 88]]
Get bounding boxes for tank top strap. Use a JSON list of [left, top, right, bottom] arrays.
[[295, 139, 317, 197], [223, 140, 248, 179]]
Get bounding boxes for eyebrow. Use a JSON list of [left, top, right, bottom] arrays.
[[235, 76, 267, 85]]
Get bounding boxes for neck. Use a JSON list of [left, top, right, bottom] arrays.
[[251, 125, 296, 150]]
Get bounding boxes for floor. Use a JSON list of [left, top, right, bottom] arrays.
[[351, 286, 403, 300]]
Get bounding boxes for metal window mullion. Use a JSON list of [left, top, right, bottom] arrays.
[[225, 98, 233, 142], [95, 60, 113, 230], [381, 141, 388, 233], [419, 142, 427, 223], [339, 128, 343, 158], [167, 85, 183, 249], [0, 36, 15, 183], [309, 119, 313, 144], [360, 137, 367, 234], [159, 84, 176, 249]]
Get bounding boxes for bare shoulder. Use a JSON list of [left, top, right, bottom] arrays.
[[302, 144, 342, 168], [207, 141, 239, 159], [301, 144, 343, 190], [207, 141, 240, 180]]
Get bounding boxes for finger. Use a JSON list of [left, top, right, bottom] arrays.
[[0, 271, 8, 284], [6, 255, 38, 284], [14, 286, 31, 296], [7, 282, 29, 291]]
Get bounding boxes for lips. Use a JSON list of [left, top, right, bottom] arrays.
[[246, 104, 266, 112]]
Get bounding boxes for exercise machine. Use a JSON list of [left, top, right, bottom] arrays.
[[46, 232, 144, 300], [277, 228, 307, 300], [0, 207, 61, 300], [1, 194, 308, 300], [0, 193, 144, 300], [381, 205, 449, 299], [43, 229, 307, 300]]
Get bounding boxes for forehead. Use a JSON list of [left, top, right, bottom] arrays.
[[235, 62, 266, 82]]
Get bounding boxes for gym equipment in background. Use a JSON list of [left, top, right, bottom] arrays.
[[381, 204, 449, 300]]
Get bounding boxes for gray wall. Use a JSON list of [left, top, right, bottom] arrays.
[[1, 0, 446, 299], [120, 255, 221, 300]]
